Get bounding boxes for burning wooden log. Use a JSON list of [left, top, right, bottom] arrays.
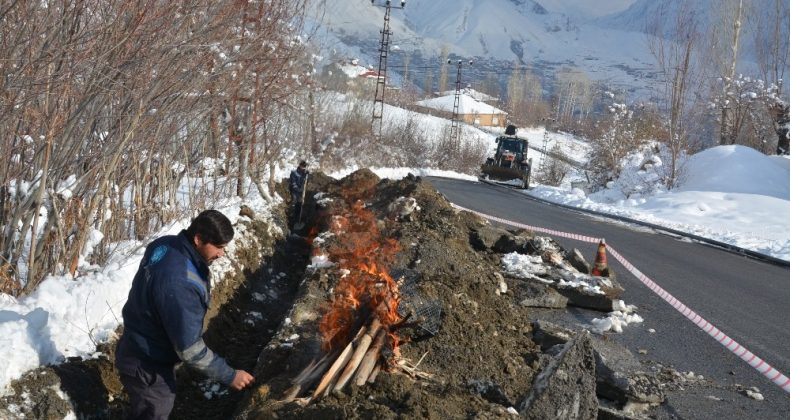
[[311, 324, 367, 399], [354, 328, 387, 386], [281, 351, 336, 403], [333, 318, 382, 392]]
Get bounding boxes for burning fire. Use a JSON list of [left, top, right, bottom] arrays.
[[318, 199, 401, 352], [281, 179, 431, 404]]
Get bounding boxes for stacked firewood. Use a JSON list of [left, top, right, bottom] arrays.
[[281, 187, 433, 405], [282, 317, 388, 404]]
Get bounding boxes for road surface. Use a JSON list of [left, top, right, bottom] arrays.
[[426, 176, 790, 419]]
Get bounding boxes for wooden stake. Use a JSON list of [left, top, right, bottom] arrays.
[[281, 351, 336, 402], [312, 325, 367, 399], [354, 328, 387, 386], [333, 318, 381, 392], [367, 364, 381, 384]]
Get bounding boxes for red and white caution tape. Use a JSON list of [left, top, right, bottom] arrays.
[[451, 203, 790, 394]]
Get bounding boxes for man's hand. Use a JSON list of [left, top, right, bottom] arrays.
[[229, 370, 255, 391]]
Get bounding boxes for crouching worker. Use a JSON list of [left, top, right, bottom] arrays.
[[116, 209, 254, 419]]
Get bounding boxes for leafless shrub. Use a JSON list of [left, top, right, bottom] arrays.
[[586, 96, 646, 189], [380, 117, 432, 167], [711, 75, 787, 154], [424, 125, 488, 174], [536, 143, 571, 186], [0, 262, 21, 296], [456, 133, 490, 174], [318, 100, 376, 170], [1, 0, 310, 294], [312, 100, 486, 175]]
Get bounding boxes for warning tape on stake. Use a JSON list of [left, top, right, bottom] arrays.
[[451, 203, 790, 394]]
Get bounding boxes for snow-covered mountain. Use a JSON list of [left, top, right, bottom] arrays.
[[589, 0, 788, 76], [593, 0, 695, 34], [309, 0, 779, 99], [308, 0, 660, 96]]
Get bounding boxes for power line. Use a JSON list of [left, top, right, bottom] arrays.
[[371, 0, 407, 139], [450, 59, 473, 146]]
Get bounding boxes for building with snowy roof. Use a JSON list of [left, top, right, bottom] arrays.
[[435, 87, 497, 102], [416, 93, 507, 127]]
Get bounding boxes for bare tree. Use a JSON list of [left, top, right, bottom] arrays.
[[522, 68, 548, 125], [438, 46, 450, 94], [712, 75, 786, 154], [536, 143, 571, 187], [0, 0, 310, 294], [402, 52, 412, 89], [647, 0, 704, 188], [587, 93, 644, 188], [423, 69, 434, 96], [506, 64, 526, 123], [714, 0, 745, 145], [479, 73, 501, 100], [504, 65, 548, 126], [750, 0, 790, 154], [553, 67, 594, 128]]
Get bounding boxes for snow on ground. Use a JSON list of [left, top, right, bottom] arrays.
[[527, 143, 790, 262], [1, 108, 789, 397], [0, 178, 280, 396], [319, 91, 493, 152], [483, 125, 591, 164], [500, 251, 644, 334], [591, 304, 644, 334]]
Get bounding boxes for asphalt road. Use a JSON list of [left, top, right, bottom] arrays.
[[426, 176, 790, 419]]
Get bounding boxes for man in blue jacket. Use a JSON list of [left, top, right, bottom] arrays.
[[288, 160, 309, 229], [116, 210, 254, 419]]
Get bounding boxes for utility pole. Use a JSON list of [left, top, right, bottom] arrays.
[[540, 117, 555, 170], [450, 59, 473, 147], [371, 0, 407, 139]]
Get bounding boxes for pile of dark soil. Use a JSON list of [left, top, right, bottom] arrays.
[[233, 170, 543, 419], [0, 170, 600, 419]]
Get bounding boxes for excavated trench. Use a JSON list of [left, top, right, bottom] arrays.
[[1, 170, 700, 419], [0, 180, 311, 419]]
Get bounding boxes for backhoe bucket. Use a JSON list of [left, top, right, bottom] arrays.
[[480, 164, 530, 189]]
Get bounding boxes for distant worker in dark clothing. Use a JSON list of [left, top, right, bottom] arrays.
[[289, 160, 309, 229], [116, 209, 254, 419]]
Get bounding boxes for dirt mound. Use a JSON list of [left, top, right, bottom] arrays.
[[233, 171, 543, 418], [0, 340, 123, 419], [0, 170, 650, 419]]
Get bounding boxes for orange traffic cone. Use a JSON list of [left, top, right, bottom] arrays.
[[591, 240, 609, 277]]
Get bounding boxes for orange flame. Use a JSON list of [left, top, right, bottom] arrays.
[[318, 197, 401, 352]]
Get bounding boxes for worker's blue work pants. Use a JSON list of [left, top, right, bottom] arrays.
[[116, 340, 176, 420]]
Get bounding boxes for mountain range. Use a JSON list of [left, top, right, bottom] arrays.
[[308, 0, 662, 97], [308, 0, 773, 99]]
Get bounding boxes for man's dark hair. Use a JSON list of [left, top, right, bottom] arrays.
[[298, 160, 307, 168], [186, 210, 234, 245]]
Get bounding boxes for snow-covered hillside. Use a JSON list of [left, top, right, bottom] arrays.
[[531, 0, 637, 19], [528, 142, 790, 261], [310, 0, 784, 99], [308, 0, 657, 95], [596, 0, 780, 65]]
